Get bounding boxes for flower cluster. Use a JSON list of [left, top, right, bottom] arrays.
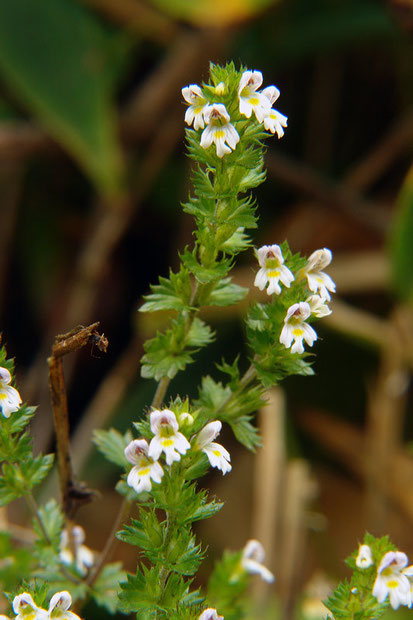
[[0, 367, 22, 418], [254, 245, 336, 354], [182, 69, 287, 158], [59, 525, 94, 576], [356, 544, 413, 610], [124, 410, 231, 495], [241, 539, 274, 583], [6, 591, 80, 620]]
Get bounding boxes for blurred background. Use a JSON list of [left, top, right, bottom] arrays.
[[0, 0, 412, 617]]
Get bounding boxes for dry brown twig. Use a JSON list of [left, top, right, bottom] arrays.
[[47, 322, 108, 519]]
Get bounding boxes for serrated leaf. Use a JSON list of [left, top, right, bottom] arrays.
[[140, 268, 193, 313], [0, 0, 124, 194], [229, 417, 261, 451], [92, 562, 126, 613], [187, 318, 214, 347], [33, 499, 64, 547], [93, 428, 133, 468], [181, 248, 233, 284], [206, 278, 248, 307]]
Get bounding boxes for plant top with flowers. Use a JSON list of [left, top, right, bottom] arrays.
[[0, 62, 409, 620]]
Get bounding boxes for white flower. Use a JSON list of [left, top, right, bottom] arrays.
[[200, 104, 240, 158], [261, 86, 288, 138], [12, 593, 48, 620], [306, 294, 332, 318], [241, 539, 274, 583], [238, 70, 271, 123], [0, 367, 22, 418], [254, 244, 294, 295], [148, 410, 190, 465], [279, 302, 317, 354], [356, 544, 373, 569], [59, 525, 94, 576], [198, 609, 224, 620], [302, 248, 336, 301], [48, 591, 81, 619], [124, 438, 164, 494], [194, 421, 231, 475], [182, 84, 208, 130], [373, 551, 413, 609]]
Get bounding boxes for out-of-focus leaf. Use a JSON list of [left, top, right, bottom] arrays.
[[0, 0, 124, 195], [149, 0, 277, 27], [388, 165, 413, 303]]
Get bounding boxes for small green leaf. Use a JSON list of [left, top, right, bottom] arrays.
[[93, 428, 133, 468], [92, 562, 126, 613], [206, 278, 248, 307]]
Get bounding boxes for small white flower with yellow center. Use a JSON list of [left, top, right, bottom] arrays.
[[194, 421, 231, 475], [198, 609, 224, 620], [254, 244, 294, 295], [238, 70, 271, 123], [124, 438, 164, 493], [48, 591, 81, 620], [302, 248, 336, 301], [373, 551, 413, 609], [59, 525, 94, 576], [241, 539, 275, 583], [182, 84, 208, 131], [0, 367, 22, 418], [261, 85, 288, 138], [306, 294, 332, 318], [200, 104, 240, 158], [280, 302, 317, 354], [12, 593, 47, 620], [148, 409, 190, 465], [356, 544, 373, 569]]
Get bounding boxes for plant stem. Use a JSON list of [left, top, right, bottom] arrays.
[[152, 376, 171, 410], [86, 498, 131, 587]]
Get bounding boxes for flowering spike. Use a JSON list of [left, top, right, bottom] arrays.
[[356, 544, 373, 569], [48, 591, 81, 619], [12, 593, 48, 619], [148, 409, 190, 465], [238, 70, 271, 123], [302, 248, 336, 301], [373, 551, 413, 609], [254, 244, 294, 295], [200, 104, 240, 158], [194, 420, 231, 475], [124, 438, 164, 493], [182, 84, 208, 130], [279, 302, 317, 354], [241, 539, 275, 583], [198, 609, 224, 620], [0, 367, 22, 418]]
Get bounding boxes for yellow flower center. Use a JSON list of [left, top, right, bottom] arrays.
[[139, 467, 150, 476], [387, 579, 399, 589], [161, 438, 174, 447], [267, 269, 280, 278], [214, 129, 225, 140], [292, 328, 304, 337]]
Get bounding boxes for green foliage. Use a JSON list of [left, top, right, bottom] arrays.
[[0, 532, 34, 594], [93, 427, 134, 468], [324, 533, 398, 620], [140, 267, 194, 313], [208, 550, 248, 620], [0, 397, 53, 506], [0, 0, 125, 194], [91, 562, 126, 613]]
